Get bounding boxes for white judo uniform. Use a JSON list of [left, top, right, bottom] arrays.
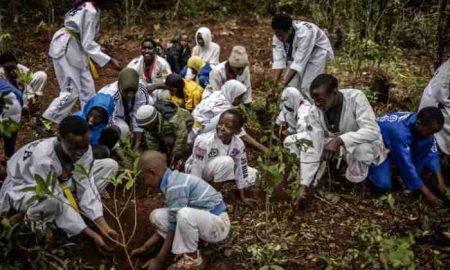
[[99, 81, 153, 136], [0, 64, 47, 106], [192, 27, 221, 65], [0, 138, 118, 236], [191, 80, 247, 140], [127, 55, 172, 102], [207, 61, 252, 104], [419, 60, 450, 155], [185, 132, 256, 189], [44, 2, 111, 123], [272, 21, 334, 101], [276, 87, 311, 157], [300, 89, 385, 186]]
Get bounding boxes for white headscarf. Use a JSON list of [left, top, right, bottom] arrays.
[[281, 87, 302, 113], [193, 80, 247, 132], [195, 27, 212, 48]]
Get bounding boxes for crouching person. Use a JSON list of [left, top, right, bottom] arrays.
[[296, 74, 385, 206], [368, 108, 447, 205], [0, 116, 118, 254], [99, 68, 153, 147], [276, 87, 311, 158], [135, 101, 193, 167], [132, 150, 230, 270], [185, 109, 257, 203], [73, 93, 119, 191]]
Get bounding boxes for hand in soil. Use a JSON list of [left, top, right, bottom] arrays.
[[239, 197, 258, 207], [142, 258, 164, 270], [322, 137, 343, 160], [438, 183, 448, 194], [92, 233, 115, 256], [131, 246, 147, 257], [105, 229, 120, 245]]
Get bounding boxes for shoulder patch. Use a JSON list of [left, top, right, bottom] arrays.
[[230, 148, 240, 157], [208, 148, 219, 158]]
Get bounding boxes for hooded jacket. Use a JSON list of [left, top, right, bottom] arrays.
[[192, 27, 221, 65], [376, 112, 441, 190], [185, 56, 212, 88], [74, 93, 115, 144]]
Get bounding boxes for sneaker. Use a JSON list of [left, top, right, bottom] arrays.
[[168, 251, 205, 270]]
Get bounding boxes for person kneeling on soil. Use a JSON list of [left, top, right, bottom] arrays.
[[132, 150, 230, 270], [99, 68, 153, 147], [276, 86, 311, 158], [185, 109, 258, 203], [163, 73, 203, 111], [135, 101, 193, 167], [296, 74, 385, 207], [368, 108, 447, 205], [0, 116, 118, 254], [207, 46, 252, 104], [192, 79, 268, 153]]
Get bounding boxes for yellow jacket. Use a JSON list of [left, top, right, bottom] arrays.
[[170, 79, 203, 110]]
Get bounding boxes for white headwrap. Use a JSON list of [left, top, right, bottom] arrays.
[[281, 87, 302, 113], [192, 80, 247, 133]]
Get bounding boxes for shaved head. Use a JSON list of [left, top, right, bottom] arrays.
[[140, 150, 167, 172], [140, 151, 167, 188]]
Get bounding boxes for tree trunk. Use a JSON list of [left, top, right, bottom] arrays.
[[435, 0, 449, 69]]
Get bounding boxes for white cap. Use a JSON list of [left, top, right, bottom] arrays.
[[136, 105, 158, 126]]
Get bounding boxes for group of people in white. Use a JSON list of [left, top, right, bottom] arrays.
[[0, 1, 449, 269]]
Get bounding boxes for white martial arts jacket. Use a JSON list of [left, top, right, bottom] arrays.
[[272, 21, 334, 75], [276, 87, 311, 134], [420, 60, 450, 108], [419, 60, 450, 154], [127, 55, 172, 87], [99, 81, 153, 133], [305, 89, 383, 155], [209, 61, 252, 103], [48, 2, 111, 68], [192, 27, 221, 65], [0, 138, 103, 236], [186, 132, 250, 187]]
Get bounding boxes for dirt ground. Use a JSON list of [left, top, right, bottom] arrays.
[[2, 15, 450, 269]]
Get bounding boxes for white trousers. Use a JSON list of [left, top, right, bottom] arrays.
[[150, 207, 230, 254], [22, 71, 47, 108], [186, 156, 257, 189], [288, 48, 328, 102], [0, 158, 117, 224], [300, 135, 383, 186], [43, 56, 95, 124]]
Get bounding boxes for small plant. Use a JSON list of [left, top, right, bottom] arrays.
[[320, 219, 416, 269], [246, 242, 287, 269], [374, 193, 396, 210]]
